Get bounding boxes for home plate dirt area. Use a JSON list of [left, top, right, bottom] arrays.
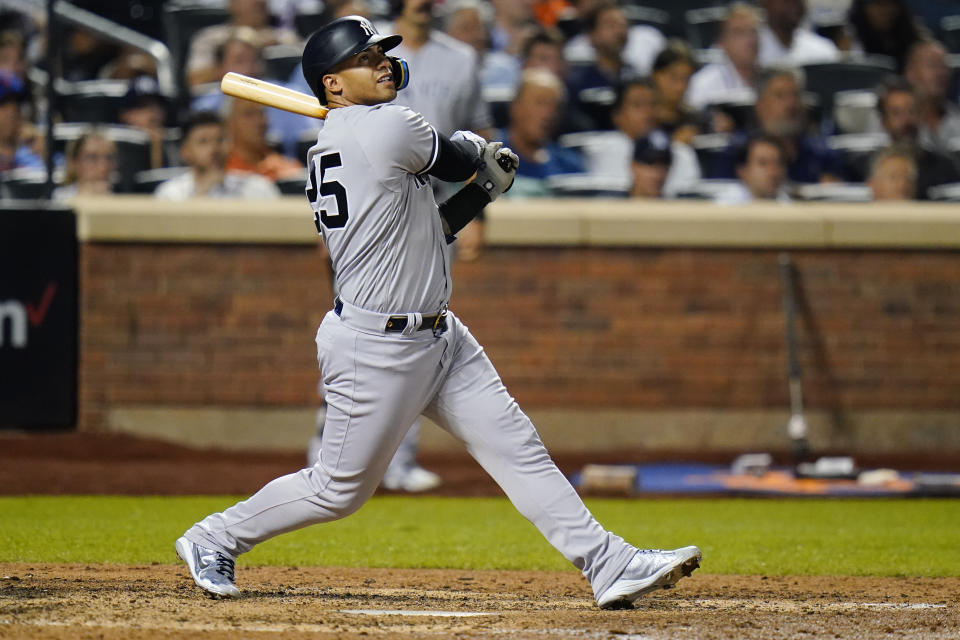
[[1, 564, 957, 639]]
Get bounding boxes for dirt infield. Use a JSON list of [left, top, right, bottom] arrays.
[[1, 564, 957, 639], [3, 431, 959, 638]]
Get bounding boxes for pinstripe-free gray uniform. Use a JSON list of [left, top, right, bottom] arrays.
[[182, 104, 638, 599]]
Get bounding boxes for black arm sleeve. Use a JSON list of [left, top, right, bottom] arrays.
[[426, 135, 482, 182], [438, 182, 491, 236]]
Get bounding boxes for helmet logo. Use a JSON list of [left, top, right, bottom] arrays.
[[358, 19, 376, 37]]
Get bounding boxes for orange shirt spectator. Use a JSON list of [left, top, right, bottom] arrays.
[[224, 98, 302, 181]]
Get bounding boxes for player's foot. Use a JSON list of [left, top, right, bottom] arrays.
[[596, 546, 701, 610], [381, 465, 442, 492], [175, 536, 240, 599]]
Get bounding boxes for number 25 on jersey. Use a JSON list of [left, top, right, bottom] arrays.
[[308, 152, 350, 232]]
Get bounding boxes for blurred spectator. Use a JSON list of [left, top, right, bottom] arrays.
[[868, 146, 917, 200], [847, 0, 923, 72], [502, 69, 585, 196], [685, 3, 760, 112], [118, 75, 171, 170], [751, 67, 844, 183], [61, 28, 121, 81], [565, 1, 637, 131], [716, 134, 791, 204], [54, 129, 116, 199], [874, 76, 960, 198], [0, 71, 41, 173], [758, 0, 839, 66], [578, 78, 699, 195], [489, 0, 538, 55], [903, 39, 960, 153], [186, 0, 299, 87], [562, 0, 666, 76], [522, 27, 567, 78], [533, 0, 571, 28], [391, 0, 494, 139], [224, 98, 303, 180], [193, 29, 310, 158], [630, 131, 672, 198], [0, 30, 26, 80], [444, 0, 521, 94], [155, 111, 280, 200], [650, 41, 698, 144]]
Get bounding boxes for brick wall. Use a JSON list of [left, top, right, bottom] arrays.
[[78, 244, 960, 431]]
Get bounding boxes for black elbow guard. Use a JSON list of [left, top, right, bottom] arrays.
[[427, 136, 483, 182]]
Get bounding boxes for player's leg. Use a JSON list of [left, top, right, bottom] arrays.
[[423, 313, 699, 606], [178, 314, 444, 587], [381, 417, 442, 492]]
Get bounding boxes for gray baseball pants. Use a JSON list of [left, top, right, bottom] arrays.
[[184, 301, 637, 598]]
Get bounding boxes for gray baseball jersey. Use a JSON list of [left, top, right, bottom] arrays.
[[306, 104, 447, 314]]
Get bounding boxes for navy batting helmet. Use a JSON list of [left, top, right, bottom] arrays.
[[302, 15, 408, 103]]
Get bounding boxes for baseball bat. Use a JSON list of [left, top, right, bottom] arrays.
[[220, 72, 329, 119]]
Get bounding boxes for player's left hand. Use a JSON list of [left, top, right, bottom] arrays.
[[474, 142, 518, 201]]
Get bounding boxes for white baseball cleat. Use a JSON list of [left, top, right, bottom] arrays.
[[596, 546, 702, 610], [175, 536, 240, 599], [381, 465, 442, 492]]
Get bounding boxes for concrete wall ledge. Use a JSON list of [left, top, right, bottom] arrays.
[[71, 195, 960, 249]]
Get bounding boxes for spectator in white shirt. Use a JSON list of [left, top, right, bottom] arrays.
[[716, 134, 791, 204], [155, 111, 280, 200], [686, 3, 760, 112], [758, 0, 839, 67], [563, 0, 666, 76], [904, 39, 960, 153]]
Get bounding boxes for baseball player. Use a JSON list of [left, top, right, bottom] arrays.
[[176, 16, 701, 610]]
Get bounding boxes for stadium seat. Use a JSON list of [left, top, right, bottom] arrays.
[[794, 183, 872, 202], [161, 2, 230, 100], [927, 181, 960, 200], [483, 86, 515, 131], [277, 169, 309, 195], [685, 6, 728, 49], [133, 167, 189, 194], [296, 128, 321, 163], [702, 90, 756, 131], [54, 123, 153, 194], [57, 79, 129, 124], [802, 57, 895, 116], [833, 90, 879, 134], [1, 168, 50, 200], [623, 0, 735, 39], [672, 179, 740, 200], [941, 15, 960, 53], [294, 11, 333, 39], [546, 173, 630, 198], [826, 132, 889, 181], [691, 133, 734, 179], [263, 44, 302, 82], [622, 5, 671, 31]]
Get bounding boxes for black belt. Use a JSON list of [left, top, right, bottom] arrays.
[[334, 298, 447, 333]]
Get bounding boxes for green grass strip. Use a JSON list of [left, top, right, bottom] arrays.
[[0, 496, 957, 577]]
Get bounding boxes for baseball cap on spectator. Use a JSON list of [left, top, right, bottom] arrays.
[[0, 69, 26, 104], [633, 130, 672, 165], [121, 75, 167, 112]]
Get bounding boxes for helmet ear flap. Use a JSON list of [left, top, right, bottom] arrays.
[[389, 56, 410, 91]]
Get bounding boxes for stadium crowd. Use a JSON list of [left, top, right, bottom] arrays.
[[2, 0, 960, 207]]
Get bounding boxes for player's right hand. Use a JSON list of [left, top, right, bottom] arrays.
[[474, 142, 518, 201], [451, 130, 487, 160]]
